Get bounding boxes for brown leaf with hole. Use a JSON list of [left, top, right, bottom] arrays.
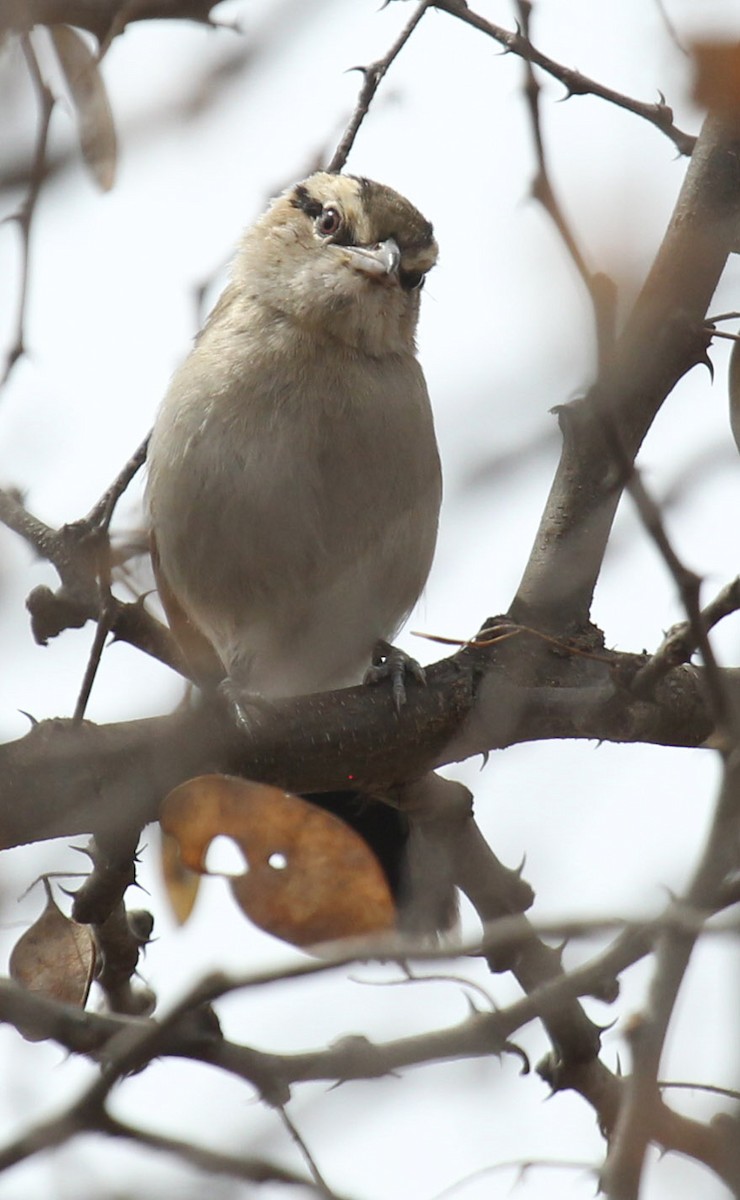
[[9, 883, 95, 1037], [160, 827, 201, 925], [50, 25, 117, 191], [160, 775, 396, 948], [692, 41, 740, 122]]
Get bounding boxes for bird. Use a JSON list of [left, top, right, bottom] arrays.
[[146, 172, 452, 933], [146, 171, 441, 709]]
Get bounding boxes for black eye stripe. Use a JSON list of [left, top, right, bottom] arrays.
[[291, 184, 323, 219]]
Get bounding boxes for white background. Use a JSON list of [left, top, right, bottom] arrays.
[[2, 1, 740, 1197]]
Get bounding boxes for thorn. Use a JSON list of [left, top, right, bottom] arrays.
[[502, 1039, 530, 1075], [699, 350, 714, 380], [478, 750, 490, 770], [17, 709, 38, 726], [70, 843, 96, 861], [464, 994, 481, 1017]]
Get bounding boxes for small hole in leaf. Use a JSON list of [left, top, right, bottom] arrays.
[[205, 836, 248, 877], [268, 852, 288, 871]]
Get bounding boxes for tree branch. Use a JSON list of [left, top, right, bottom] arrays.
[[1, 0, 222, 42], [432, 0, 695, 155], [511, 114, 740, 632], [2, 34, 55, 384], [515, 0, 617, 371], [0, 638, 722, 851], [326, 0, 432, 174]]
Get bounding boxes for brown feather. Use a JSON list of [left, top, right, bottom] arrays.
[[150, 533, 225, 687]]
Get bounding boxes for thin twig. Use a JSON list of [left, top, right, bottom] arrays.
[[326, 0, 432, 173], [432, 1157, 599, 1200], [433, 0, 696, 155], [278, 1106, 337, 1199], [707, 328, 740, 344], [632, 577, 740, 695], [104, 1113, 337, 1192], [73, 597, 115, 721], [622, 463, 730, 735], [659, 1080, 740, 1102], [71, 435, 150, 717], [653, 0, 689, 58], [83, 433, 150, 536], [515, 0, 616, 370], [2, 35, 55, 385], [706, 311, 740, 324]]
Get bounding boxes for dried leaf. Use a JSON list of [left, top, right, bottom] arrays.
[[161, 775, 396, 948], [160, 827, 201, 925], [9, 882, 95, 1035], [691, 41, 740, 121], [50, 25, 117, 191]]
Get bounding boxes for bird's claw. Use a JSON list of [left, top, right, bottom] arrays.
[[218, 678, 275, 733], [364, 639, 426, 713]]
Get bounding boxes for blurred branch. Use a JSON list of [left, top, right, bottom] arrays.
[[4, 897, 740, 1186], [653, 0, 689, 58], [515, 0, 617, 371], [602, 749, 740, 1198], [0, 438, 188, 680], [2, 34, 55, 385], [0, 0, 222, 42], [596, 417, 740, 1194], [326, 0, 432, 174], [621, 463, 730, 731], [102, 1116, 345, 1196], [433, 0, 696, 155]]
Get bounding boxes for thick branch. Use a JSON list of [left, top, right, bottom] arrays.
[[512, 114, 740, 631], [0, 642, 720, 851]]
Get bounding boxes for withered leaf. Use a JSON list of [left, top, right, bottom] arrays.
[[160, 827, 201, 926], [160, 775, 396, 949], [50, 25, 117, 191], [692, 41, 740, 120], [9, 882, 95, 1035]]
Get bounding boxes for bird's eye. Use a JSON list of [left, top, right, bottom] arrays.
[[400, 269, 424, 291], [317, 207, 342, 236]]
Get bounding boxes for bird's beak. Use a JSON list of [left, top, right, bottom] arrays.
[[342, 237, 401, 279]]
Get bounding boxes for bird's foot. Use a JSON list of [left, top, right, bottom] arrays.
[[364, 639, 426, 713], [218, 678, 275, 733]]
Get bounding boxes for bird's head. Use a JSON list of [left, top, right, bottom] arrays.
[[235, 172, 438, 356]]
